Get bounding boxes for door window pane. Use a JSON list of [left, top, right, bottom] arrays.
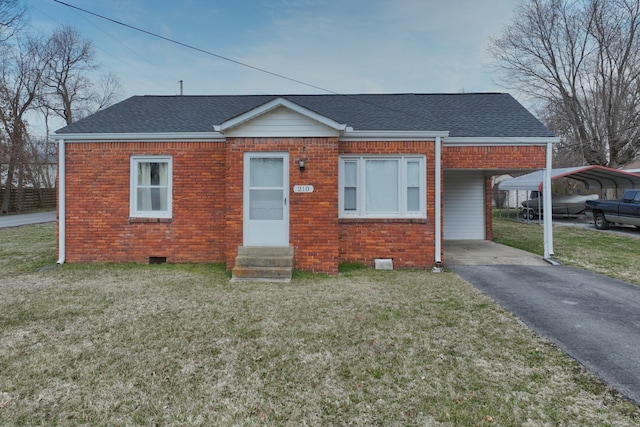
[[251, 158, 283, 187], [250, 189, 283, 220]]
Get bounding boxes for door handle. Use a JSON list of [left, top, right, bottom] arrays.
[[284, 197, 287, 206]]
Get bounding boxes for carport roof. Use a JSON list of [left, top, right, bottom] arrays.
[[498, 165, 640, 191]]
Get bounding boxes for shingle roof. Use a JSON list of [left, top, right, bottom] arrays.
[[55, 93, 555, 138]]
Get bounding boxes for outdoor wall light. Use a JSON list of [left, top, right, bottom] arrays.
[[298, 159, 306, 172]]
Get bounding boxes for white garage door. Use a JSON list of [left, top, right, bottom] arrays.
[[443, 171, 485, 240]]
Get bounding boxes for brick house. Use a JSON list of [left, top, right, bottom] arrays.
[[52, 93, 557, 278]]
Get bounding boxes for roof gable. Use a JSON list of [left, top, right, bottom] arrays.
[[214, 97, 347, 133], [215, 97, 346, 137]]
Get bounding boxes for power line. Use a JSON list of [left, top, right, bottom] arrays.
[[31, 3, 178, 95], [50, 0, 513, 134], [52, 0, 341, 95]]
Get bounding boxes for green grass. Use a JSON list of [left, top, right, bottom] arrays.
[[0, 223, 56, 275], [1, 223, 639, 426], [492, 215, 640, 285]]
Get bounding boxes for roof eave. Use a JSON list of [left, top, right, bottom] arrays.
[[50, 132, 225, 142], [340, 130, 449, 141], [444, 137, 560, 146]]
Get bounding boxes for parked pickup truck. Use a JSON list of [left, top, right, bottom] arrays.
[[585, 189, 640, 230]]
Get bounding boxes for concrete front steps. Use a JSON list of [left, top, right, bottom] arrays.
[[231, 246, 294, 282]]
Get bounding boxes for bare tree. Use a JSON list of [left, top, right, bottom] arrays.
[[91, 71, 121, 113], [0, 36, 49, 213], [489, 0, 640, 168], [41, 26, 96, 125], [41, 26, 121, 125], [0, 0, 26, 44], [0, 22, 121, 212]]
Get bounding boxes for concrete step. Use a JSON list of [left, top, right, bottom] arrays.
[[235, 255, 294, 268], [231, 266, 293, 281], [236, 246, 294, 257], [231, 246, 294, 282]]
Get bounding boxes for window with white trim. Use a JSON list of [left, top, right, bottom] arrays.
[[339, 156, 426, 218], [130, 156, 172, 218]]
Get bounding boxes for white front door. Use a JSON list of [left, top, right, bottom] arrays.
[[243, 152, 289, 246]]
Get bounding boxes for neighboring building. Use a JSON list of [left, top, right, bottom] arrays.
[[52, 93, 557, 276], [622, 159, 640, 174], [1, 153, 57, 189]]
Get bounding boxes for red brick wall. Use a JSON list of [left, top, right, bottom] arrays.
[[60, 139, 546, 273], [62, 141, 226, 263], [225, 137, 340, 275], [443, 145, 546, 169], [338, 141, 437, 269]]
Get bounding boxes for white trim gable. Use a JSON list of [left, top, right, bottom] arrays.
[[215, 97, 347, 137]]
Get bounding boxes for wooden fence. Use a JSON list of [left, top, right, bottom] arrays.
[[0, 188, 56, 214]]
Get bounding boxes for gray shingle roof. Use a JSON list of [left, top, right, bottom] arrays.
[[55, 93, 555, 138]]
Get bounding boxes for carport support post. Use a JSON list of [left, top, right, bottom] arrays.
[[543, 141, 554, 259], [57, 138, 65, 265], [434, 136, 442, 267]]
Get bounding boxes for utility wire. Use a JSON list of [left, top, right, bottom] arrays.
[[32, 3, 177, 94], [51, 0, 513, 134], [52, 0, 341, 95]]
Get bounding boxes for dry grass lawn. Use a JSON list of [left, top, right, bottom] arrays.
[[1, 223, 639, 426]]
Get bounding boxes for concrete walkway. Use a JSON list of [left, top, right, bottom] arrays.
[[444, 240, 549, 266], [0, 212, 56, 228], [449, 252, 640, 406]]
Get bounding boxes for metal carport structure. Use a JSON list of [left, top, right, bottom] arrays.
[[498, 165, 640, 192], [498, 165, 640, 263]]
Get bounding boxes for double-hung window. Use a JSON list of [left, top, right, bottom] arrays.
[[339, 156, 426, 218], [130, 156, 172, 218]]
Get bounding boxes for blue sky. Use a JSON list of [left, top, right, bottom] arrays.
[[29, 0, 518, 99]]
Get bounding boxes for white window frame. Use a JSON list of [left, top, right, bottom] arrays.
[[339, 155, 426, 218], [130, 156, 173, 219]]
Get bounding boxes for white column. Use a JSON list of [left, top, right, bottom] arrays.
[[434, 136, 442, 265], [57, 138, 66, 265], [543, 141, 554, 259]]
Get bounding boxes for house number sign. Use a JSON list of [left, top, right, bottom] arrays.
[[293, 185, 314, 193]]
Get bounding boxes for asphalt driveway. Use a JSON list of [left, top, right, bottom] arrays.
[[0, 212, 56, 228], [451, 263, 640, 406]]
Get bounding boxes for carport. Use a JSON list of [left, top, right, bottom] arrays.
[[498, 165, 640, 260], [498, 165, 640, 193]]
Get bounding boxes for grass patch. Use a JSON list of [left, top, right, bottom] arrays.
[[0, 223, 56, 275], [338, 260, 367, 273], [1, 223, 639, 425], [493, 216, 640, 285]]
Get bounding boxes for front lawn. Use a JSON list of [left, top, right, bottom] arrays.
[[0, 223, 638, 425]]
